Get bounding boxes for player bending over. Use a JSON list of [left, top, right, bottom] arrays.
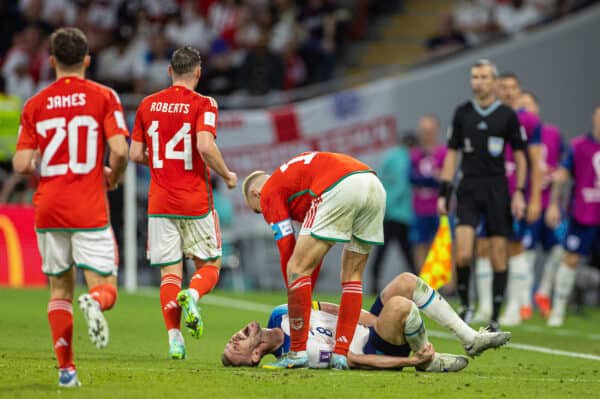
[[243, 151, 385, 369], [222, 273, 511, 370]]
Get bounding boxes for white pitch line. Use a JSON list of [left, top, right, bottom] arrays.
[[133, 292, 600, 362], [519, 324, 600, 341], [426, 330, 600, 361]]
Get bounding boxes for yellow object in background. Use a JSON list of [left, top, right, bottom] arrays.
[[419, 215, 452, 289]]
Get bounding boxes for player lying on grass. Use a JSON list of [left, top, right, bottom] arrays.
[[222, 272, 511, 370]]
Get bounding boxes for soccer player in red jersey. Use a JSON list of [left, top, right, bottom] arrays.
[[12, 28, 129, 387], [130, 46, 237, 360], [242, 151, 386, 369]]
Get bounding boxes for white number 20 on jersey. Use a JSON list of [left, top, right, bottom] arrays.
[[147, 121, 192, 170], [36, 116, 98, 177]]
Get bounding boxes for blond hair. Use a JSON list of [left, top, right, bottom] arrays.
[[242, 170, 267, 203]]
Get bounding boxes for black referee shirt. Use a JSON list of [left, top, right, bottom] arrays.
[[447, 99, 526, 179]]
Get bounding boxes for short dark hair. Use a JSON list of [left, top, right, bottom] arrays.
[[50, 27, 88, 66], [498, 72, 520, 82], [170, 46, 202, 75], [521, 90, 538, 103], [472, 59, 499, 77]]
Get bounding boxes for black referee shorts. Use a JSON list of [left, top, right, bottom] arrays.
[[455, 176, 512, 237]]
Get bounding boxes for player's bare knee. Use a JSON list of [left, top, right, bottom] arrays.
[[385, 296, 413, 321], [393, 273, 417, 299]]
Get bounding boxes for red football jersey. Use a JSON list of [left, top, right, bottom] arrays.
[[260, 151, 373, 225], [260, 152, 374, 284], [132, 85, 218, 217], [16, 76, 129, 230]]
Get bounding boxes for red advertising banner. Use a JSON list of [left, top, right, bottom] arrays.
[[0, 205, 46, 287]]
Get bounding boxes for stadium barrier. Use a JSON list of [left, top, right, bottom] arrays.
[[0, 205, 45, 287]]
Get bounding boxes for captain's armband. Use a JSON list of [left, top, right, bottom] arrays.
[[271, 219, 294, 241]]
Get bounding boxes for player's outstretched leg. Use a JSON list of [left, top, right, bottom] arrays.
[[78, 291, 111, 349], [409, 274, 511, 357], [417, 353, 469, 372], [177, 289, 204, 339]]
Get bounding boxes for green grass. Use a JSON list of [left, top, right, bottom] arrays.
[[1, 288, 599, 398]]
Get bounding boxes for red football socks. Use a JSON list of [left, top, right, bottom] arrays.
[[48, 299, 74, 370], [189, 265, 220, 298], [288, 276, 312, 352], [89, 284, 117, 311], [160, 274, 182, 331], [334, 281, 363, 356]]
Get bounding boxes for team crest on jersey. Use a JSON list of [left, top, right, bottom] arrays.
[[290, 317, 304, 330], [488, 137, 504, 157]]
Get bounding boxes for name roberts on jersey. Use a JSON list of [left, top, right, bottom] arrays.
[[150, 101, 191, 114]]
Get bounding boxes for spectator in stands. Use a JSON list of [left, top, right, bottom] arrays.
[[199, 38, 239, 96], [270, 0, 299, 54], [239, 31, 284, 95], [425, 11, 468, 58], [493, 0, 544, 35], [208, 0, 240, 47], [164, 1, 212, 54], [409, 116, 448, 271], [1, 25, 41, 100], [369, 132, 416, 294], [133, 33, 173, 94], [296, 0, 339, 84], [453, 0, 497, 46], [96, 30, 139, 92], [282, 41, 307, 90]]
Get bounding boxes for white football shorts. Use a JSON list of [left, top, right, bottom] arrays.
[[299, 172, 386, 254], [148, 211, 222, 267], [36, 226, 118, 276]]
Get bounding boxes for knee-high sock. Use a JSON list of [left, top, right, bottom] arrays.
[[521, 250, 536, 308], [89, 284, 117, 311], [413, 277, 476, 344], [492, 270, 508, 322], [404, 302, 429, 352], [288, 276, 312, 353], [456, 266, 471, 309], [537, 246, 562, 297], [48, 299, 75, 370], [160, 274, 182, 332], [504, 253, 528, 315], [475, 257, 493, 316], [552, 264, 576, 318], [189, 265, 220, 302], [333, 281, 363, 356]]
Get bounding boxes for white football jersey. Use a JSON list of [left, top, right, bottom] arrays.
[[280, 309, 370, 368]]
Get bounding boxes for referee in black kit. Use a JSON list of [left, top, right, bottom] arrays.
[[437, 59, 527, 331]]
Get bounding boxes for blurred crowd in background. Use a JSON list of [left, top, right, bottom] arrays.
[[1, 0, 596, 106], [425, 0, 595, 57], [0, 0, 395, 100]]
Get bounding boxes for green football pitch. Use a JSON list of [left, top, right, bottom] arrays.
[[1, 288, 599, 399]]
